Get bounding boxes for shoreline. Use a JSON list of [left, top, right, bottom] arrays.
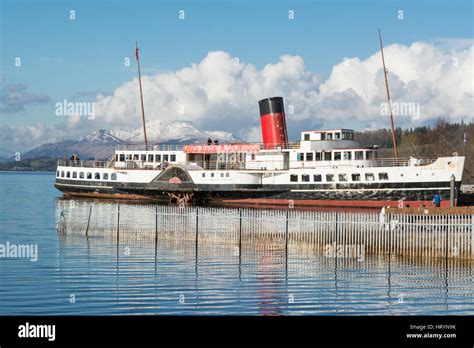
[[0, 170, 55, 173]]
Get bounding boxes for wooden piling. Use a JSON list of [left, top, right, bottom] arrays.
[[117, 204, 120, 242], [85, 205, 92, 237]]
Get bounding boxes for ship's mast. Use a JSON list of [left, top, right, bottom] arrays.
[[135, 42, 148, 148], [378, 30, 399, 159]]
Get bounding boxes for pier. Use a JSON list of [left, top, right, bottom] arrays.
[[56, 200, 474, 260]]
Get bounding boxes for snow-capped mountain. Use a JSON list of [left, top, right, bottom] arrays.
[[109, 120, 240, 143], [80, 129, 124, 145], [21, 122, 241, 160]]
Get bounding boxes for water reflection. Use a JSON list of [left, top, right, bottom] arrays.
[[53, 232, 474, 315]]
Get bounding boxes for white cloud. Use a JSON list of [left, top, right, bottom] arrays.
[[0, 122, 84, 152], [3, 41, 472, 152], [88, 43, 473, 141], [90, 51, 324, 139], [432, 37, 474, 51]]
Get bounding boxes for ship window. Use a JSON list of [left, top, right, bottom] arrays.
[[148, 154, 154, 162], [326, 133, 333, 140], [302, 174, 310, 182], [56, 171, 60, 177], [326, 174, 335, 182], [170, 154, 176, 162], [341, 132, 346, 139], [324, 152, 332, 161], [251, 154, 256, 160], [141, 154, 146, 161], [61, 171, 64, 177], [220, 173, 224, 177], [211, 173, 214, 178], [334, 152, 341, 161], [355, 151, 364, 160], [111, 173, 117, 180], [366, 151, 373, 160], [72, 172, 77, 179], [313, 174, 322, 182], [87, 172, 92, 179], [119, 154, 125, 162], [79, 172, 84, 179], [103, 173, 108, 180], [352, 173, 361, 181], [290, 174, 298, 182], [315, 152, 322, 161], [133, 154, 139, 160], [155, 154, 161, 162], [306, 153, 313, 161], [365, 173, 375, 181], [226, 172, 229, 177], [163, 155, 169, 162], [335, 132, 341, 140], [304, 134, 310, 141], [379, 172, 389, 180], [66, 171, 70, 178], [320, 133, 326, 140], [95, 173, 100, 180], [339, 174, 348, 182], [115, 154, 118, 161], [343, 151, 352, 160], [297, 153, 304, 161]]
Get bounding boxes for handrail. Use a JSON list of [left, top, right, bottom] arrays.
[[115, 144, 184, 151], [58, 157, 439, 170], [57, 160, 108, 168], [114, 142, 301, 152]]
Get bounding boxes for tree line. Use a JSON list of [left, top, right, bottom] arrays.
[[355, 120, 474, 183]]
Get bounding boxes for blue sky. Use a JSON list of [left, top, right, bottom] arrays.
[[0, 0, 473, 145]]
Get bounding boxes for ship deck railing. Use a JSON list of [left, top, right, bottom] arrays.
[[58, 157, 438, 170], [114, 143, 299, 152], [362, 157, 437, 168], [115, 144, 185, 151], [57, 159, 109, 168]]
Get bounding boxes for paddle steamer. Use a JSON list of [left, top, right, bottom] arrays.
[[54, 39, 465, 208]]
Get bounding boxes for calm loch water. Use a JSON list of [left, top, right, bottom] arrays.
[[0, 172, 473, 315]]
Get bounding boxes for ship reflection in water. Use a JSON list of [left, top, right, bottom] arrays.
[[50, 200, 474, 315]]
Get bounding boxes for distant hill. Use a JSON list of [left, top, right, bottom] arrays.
[[21, 122, 241, 161]]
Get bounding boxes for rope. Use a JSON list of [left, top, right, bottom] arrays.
[[464, 168, 474, 179]]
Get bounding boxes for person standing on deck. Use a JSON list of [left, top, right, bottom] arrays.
[[433, 194, 441, 207]]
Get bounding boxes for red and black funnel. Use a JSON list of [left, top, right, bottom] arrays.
[[258, 97, 289, 149]]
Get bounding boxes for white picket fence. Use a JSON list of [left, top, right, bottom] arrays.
[[56, 200, 474, 260]]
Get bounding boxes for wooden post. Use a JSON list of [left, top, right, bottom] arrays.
[[450, 175, 455, 207], [85, 205, 92, 237], [382, 211, 392, 256], [285, 210, 289, 256], [155, 205, 158, 258], [117, 204, 120, 242], [445, 214, 449, 260], [335, 211, 339, 260], [195, 206, 199, 252], [239, 208, 242, 251], [471, 214, 474, 260]]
